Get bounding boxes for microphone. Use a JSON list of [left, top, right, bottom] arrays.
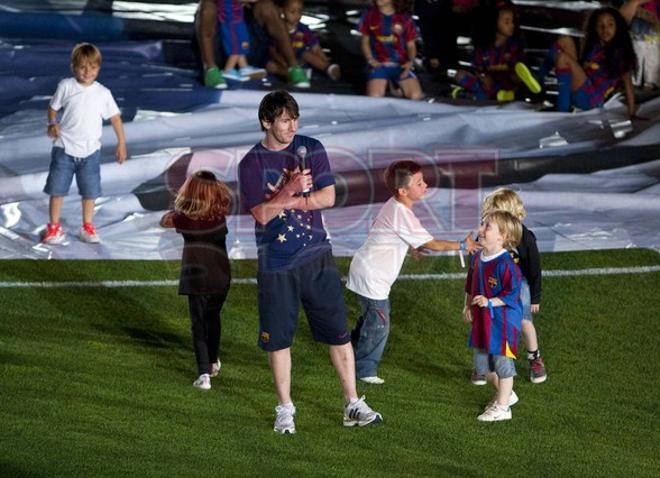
[[296, 145, 310, 197]]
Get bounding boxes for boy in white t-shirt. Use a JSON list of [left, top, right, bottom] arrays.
[[346, 160, 479, 384], [42, 43, 127, 244]]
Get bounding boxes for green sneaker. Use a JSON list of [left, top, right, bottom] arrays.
[[288, 65, 310, 88], [515, 62, 541, 94], [204, 67, 227, 89]]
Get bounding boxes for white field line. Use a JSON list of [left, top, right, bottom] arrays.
[[1, 265, 659, 288]]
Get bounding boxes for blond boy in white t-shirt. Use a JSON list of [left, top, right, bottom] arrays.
[[346, 160, 478, 384], [42, 42, 127, 245]]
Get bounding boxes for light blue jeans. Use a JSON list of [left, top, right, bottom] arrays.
[[350, 295, 390, 378]]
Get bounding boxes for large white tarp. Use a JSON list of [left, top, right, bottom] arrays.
[[1, 90, 659, 260]]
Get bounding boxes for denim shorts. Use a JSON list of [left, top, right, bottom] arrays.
[[256, 250, 349, 351], [43, 147, 102, 199], [474, 350, 517, 379], [520, 278, 533, 322]]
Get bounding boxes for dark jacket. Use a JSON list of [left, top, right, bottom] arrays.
[[512, 224, 542, 304], [173, 212, 231, 296]]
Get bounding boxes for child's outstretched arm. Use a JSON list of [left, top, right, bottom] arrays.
[[110, 114, 127, 164], [421, 232, 480, 254], [47, 107, 60, 139]]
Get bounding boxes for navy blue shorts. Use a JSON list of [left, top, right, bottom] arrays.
[[257, 250, 349, 351]]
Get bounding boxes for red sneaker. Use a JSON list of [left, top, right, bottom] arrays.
[[529, 356, 547, 384], [80, 223, 100, 243], [42, 223, 65, 244]]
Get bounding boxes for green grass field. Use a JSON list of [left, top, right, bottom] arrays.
[[1, 249, 659, 477]]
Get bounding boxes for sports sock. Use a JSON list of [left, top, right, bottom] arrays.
[[555, 67, 572, 112], [537, 41, 561, 82]]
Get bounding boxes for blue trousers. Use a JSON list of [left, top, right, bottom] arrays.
[[351, 295, 391, 378]]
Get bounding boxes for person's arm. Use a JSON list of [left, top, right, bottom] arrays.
[[421, 232, 479, 254], [463, 293, 473, 323], [400, 40, 416, 78], [250, 168, 333, 225], [620, 0, 649, 24], [362, 35, 379, 68], [110, 114, 127, 163], [621, 71, 638, 119], [160, 210, 175, 228], [47, 106, 60, 139]]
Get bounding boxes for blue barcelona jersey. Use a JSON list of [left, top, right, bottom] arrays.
[[465, 250, 523, 358]]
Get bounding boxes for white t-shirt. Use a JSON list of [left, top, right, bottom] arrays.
[[50, 78, 120, 158], [346, 197, 434, 300]]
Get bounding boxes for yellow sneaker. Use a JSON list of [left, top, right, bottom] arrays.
[[515, 62, 541, 94]]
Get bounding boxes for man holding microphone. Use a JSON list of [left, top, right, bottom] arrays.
[[238, 90, 382, 434]]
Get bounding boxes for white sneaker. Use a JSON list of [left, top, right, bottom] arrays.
[[223, 68, 246, 82], [210, 359, 221, 378], [326, 63, 341, 81], [79, 223, 100, 243], [477, 404, 512, 422], [192, 373, 211, 390], [239, 65, 266, 80], [484, 390, 519, 411], [274, 403, 296, 434], [359, 376, 385, 385], [343, 396, 382, 427]]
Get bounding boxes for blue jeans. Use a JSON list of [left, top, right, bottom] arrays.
[[351, 295, 390, 378]]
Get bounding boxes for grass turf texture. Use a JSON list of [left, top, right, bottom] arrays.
[[1, 248, 659, 477]]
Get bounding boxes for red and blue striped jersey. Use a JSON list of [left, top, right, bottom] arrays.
[[216, 0, 243, 24], [581, 44, 623, 107], [465, 251, 523, 358], [289, 22, 320, 58], [473, 37, 523, 72], [358, 7, 416, 64]]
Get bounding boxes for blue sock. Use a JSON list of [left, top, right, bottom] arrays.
[[537, 42, 561, 83], [556, 68, 572, 112]]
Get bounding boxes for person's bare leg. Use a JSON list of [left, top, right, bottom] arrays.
[[555, 35, 578, 61], [496, 376, 513, 407], [82, 198, 95, 225], [555, 51, 587, 91], [252, 0, 297, 68], [196, 0, 219, 69], [49, 196, 64, 224], [329, 343, 358, 402], [366, 79, 388, 97], [522, 319, 539, 352], [400, 77, 423, 100], [224, 54, 239, 72], [269, 348, 292, 405]]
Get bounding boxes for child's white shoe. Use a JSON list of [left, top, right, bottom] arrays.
[[210, 359, 221, 378], [484, 390, 518, 411], [477, 404, 511, 422], [193, 373, 211, 390]]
